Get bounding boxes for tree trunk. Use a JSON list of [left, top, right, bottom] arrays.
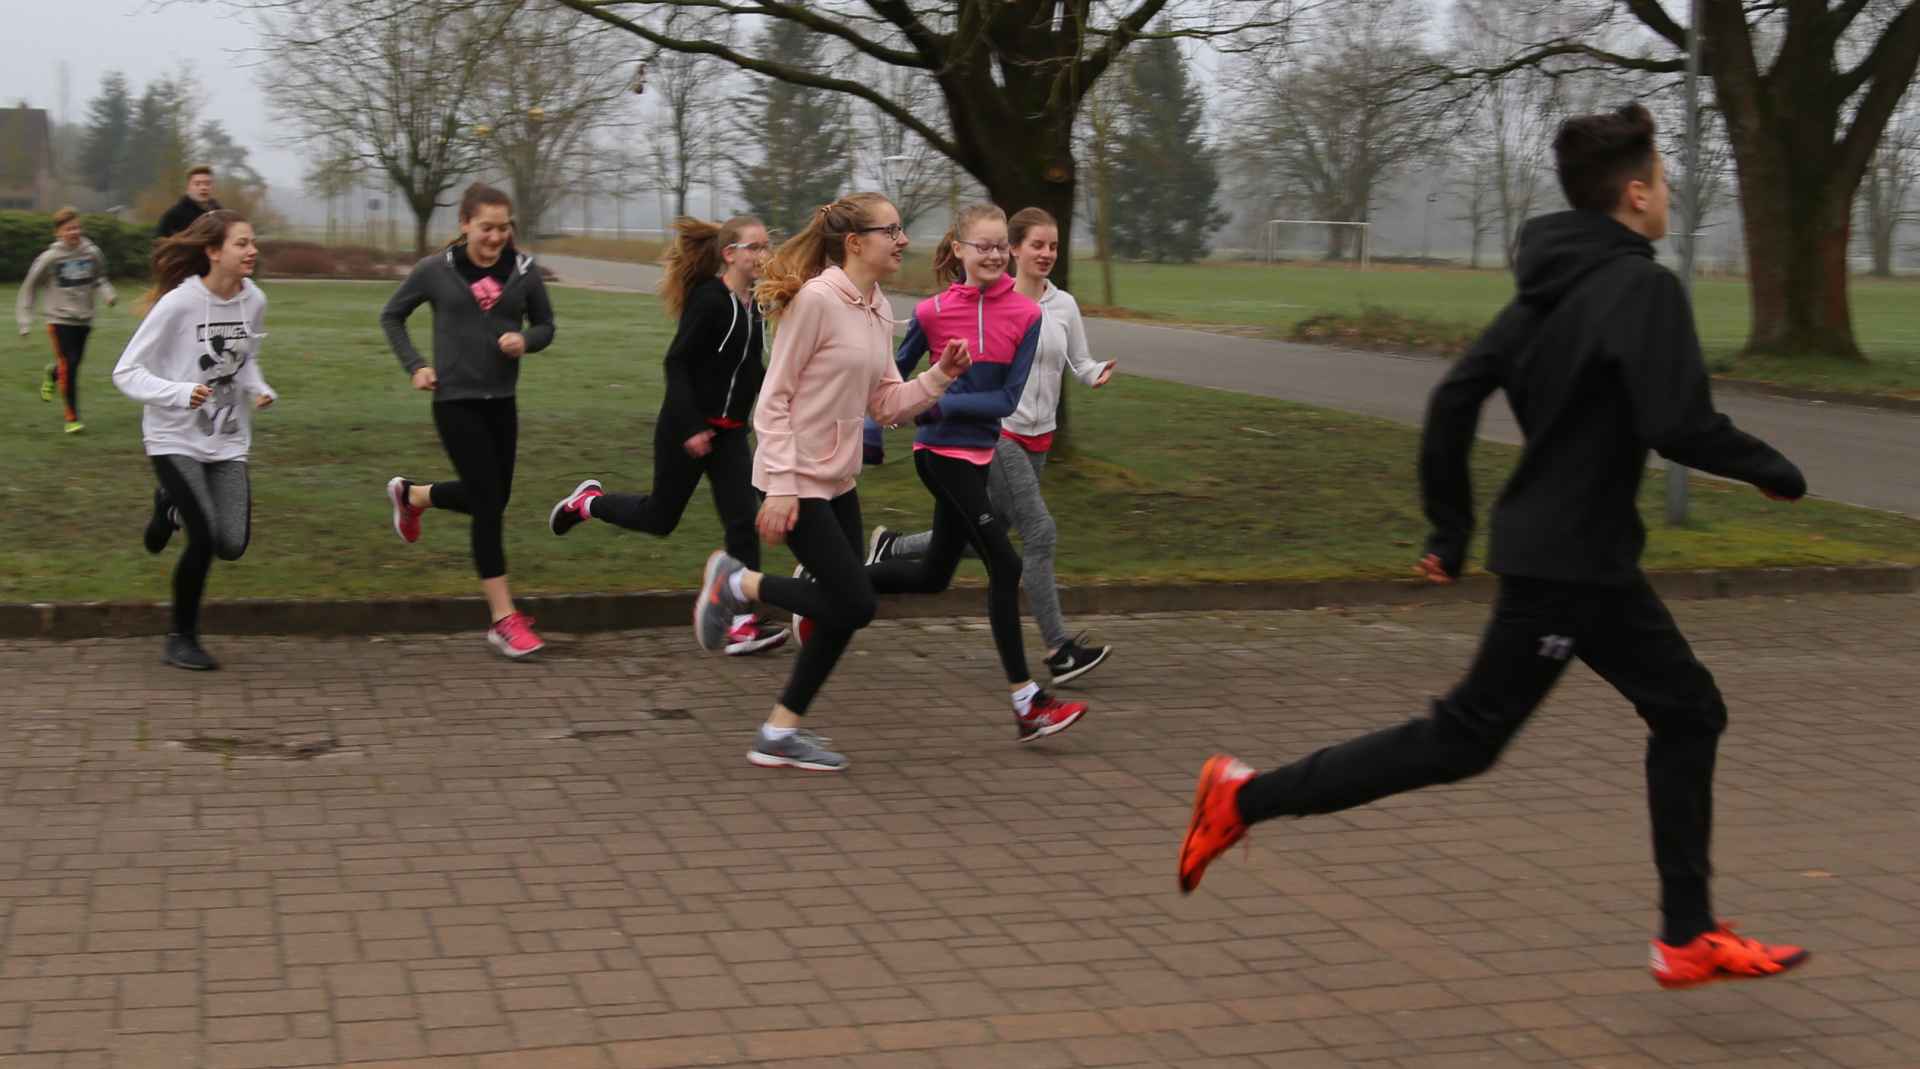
[[1727, 138, 1862, 359], [408, 190, 435, 258]]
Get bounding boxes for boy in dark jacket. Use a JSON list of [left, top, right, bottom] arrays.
[[1178, 104, 1811, 991]]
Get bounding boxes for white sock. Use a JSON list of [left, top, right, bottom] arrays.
[[1012, 682, 1040, 715], [732, 613, 755, 631], [761, 724, 797, 741], [727, 569, 748, 603]]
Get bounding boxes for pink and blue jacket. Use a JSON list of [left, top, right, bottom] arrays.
[[894, 274, 1042, 454]]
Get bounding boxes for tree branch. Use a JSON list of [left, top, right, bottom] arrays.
[[1075, 0, 1171, 87], [1623, 0, 1690, 50], [1838, 0, 1920, 99], [566, 0, 932, 68], [550, 0, 960, 158], [1835, 2, 1920, 191]]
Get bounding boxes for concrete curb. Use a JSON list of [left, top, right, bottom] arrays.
[[2, 566, 1911, 640]]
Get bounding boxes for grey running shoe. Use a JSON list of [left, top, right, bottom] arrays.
[[748, 730, 848, 771], [694, 550, 750, 651], [164, 633, 218, 671]]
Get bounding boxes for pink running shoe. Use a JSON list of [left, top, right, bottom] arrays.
[[487, 612, 545, 659], [387, 476, 423, 544]]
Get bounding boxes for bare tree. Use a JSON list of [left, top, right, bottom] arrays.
[[548, 0, 1311, 292], [1860, 100, 1920, 275], [1450, 148, 1498, 268], [1441, 0, 1920, 360], [258, 0, 512, 256], [1233, 0, 1447, 260], [470, 5, 637, 239], [853, 62, 949, 231], [1077, 52, 1131, 306], [641, 49, 737, 222]]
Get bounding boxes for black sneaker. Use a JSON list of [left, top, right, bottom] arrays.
[[866, 526, 898, 565], [144, 486, 179, 554], [1045, 634, 1111, 686], [163, 633, 218, 671]]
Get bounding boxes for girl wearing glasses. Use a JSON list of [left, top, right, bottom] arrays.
[[691, 193, 970, 772], [864, 203, 1089, 743], [546, 215, 788, 656], [868, 207, 1117, 686], [113, 209, 276, 671]]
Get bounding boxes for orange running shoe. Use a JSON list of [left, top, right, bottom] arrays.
[[1649, 923, 1810, 990], [1178, 754, 1255, 894]]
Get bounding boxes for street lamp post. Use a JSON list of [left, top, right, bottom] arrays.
[[1667, 0, 1702, 526]]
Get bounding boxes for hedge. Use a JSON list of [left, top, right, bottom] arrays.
[[0, 211, 157, 282]]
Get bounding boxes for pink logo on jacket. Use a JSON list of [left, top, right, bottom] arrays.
[[912, 275, 1042, 366]]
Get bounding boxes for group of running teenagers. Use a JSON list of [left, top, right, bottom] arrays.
[[40, 98, 1814, 991]]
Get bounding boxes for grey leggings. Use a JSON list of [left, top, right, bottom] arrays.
[[893, 436, 1067, 650], [152, 455, 252, 636]]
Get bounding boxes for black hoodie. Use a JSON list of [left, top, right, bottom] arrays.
[[157, 195, 221, 238], [1421, 210, 1805, 586], [658, 276, 765, 443]]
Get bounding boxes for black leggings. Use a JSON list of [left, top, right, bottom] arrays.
[[592, 420, 760, 570], [430, 398, 517, 580], [867, 450, 1028, 684], [151, 455, 252, 636], [754, 492, 875, 715], [1234, 576, 1727, 946], [48, 323, 89, 422]]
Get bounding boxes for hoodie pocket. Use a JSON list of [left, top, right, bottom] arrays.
[[802, 417, 866, 484]]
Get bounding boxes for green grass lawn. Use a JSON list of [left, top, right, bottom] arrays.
[[535, 236, 1920, 398], [1091, 260, 1920, 398], [3, 280, 1916, 604]]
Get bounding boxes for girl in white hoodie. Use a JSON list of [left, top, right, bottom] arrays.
[[113, 210, 276, 671]]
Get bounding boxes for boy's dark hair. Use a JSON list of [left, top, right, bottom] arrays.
[[1552, 103, 1658, 214], [187, 164, 213, 179]]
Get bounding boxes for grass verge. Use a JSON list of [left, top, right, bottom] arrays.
[[3, 281, 1915, 604]]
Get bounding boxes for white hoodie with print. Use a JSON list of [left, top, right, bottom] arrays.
[[113, 276, 275, 463]]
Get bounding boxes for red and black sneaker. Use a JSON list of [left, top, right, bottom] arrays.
[[725, 616, 790, 656], [1650, 923, 1810, 990], [1015, 691, 1087, 743], [1178, 754, 1255, 894], [549, 479, 604, 536], [386, 476, 424, 544]]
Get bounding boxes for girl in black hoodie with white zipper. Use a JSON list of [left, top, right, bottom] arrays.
[[545, 215, 787, 656], [380, 182, 556, 659]]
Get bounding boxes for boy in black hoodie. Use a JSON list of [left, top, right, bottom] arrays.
[[1178, 104, 1811, 991]]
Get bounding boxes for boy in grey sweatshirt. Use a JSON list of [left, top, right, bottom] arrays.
[[17, 208, 117, 432]]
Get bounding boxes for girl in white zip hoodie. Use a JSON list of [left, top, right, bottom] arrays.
[[113, 209, 276, 672]]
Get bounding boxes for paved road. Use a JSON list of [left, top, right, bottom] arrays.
[[542, 254, 1919, 518], [3, 597, 1917, 1067]]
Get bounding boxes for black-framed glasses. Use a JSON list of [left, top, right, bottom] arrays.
[[855, 224, 907, 240], [955, 239, 1011, 256]]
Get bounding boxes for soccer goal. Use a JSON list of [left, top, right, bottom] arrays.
[[1262, 219, 1372, 269]]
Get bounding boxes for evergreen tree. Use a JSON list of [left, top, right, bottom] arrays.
[[736, 20, 851, 236], [1109, 37, 1228, 262], [78, 71, 131, 195]]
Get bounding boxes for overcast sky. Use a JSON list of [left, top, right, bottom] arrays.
[[2, 0, 300, 190]]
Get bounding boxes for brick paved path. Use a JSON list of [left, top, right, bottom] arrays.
[[2, 595, 1917, 1069]]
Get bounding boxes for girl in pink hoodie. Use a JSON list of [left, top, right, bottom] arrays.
[[692, 193, 970, 772]]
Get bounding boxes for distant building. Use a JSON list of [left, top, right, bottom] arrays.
[[0, 106, 55, 212]]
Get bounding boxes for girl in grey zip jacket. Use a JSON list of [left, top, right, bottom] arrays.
[[380, 245, 555, 400]]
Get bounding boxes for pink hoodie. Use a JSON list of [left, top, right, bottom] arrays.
[[753, 266, 953, 499]]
